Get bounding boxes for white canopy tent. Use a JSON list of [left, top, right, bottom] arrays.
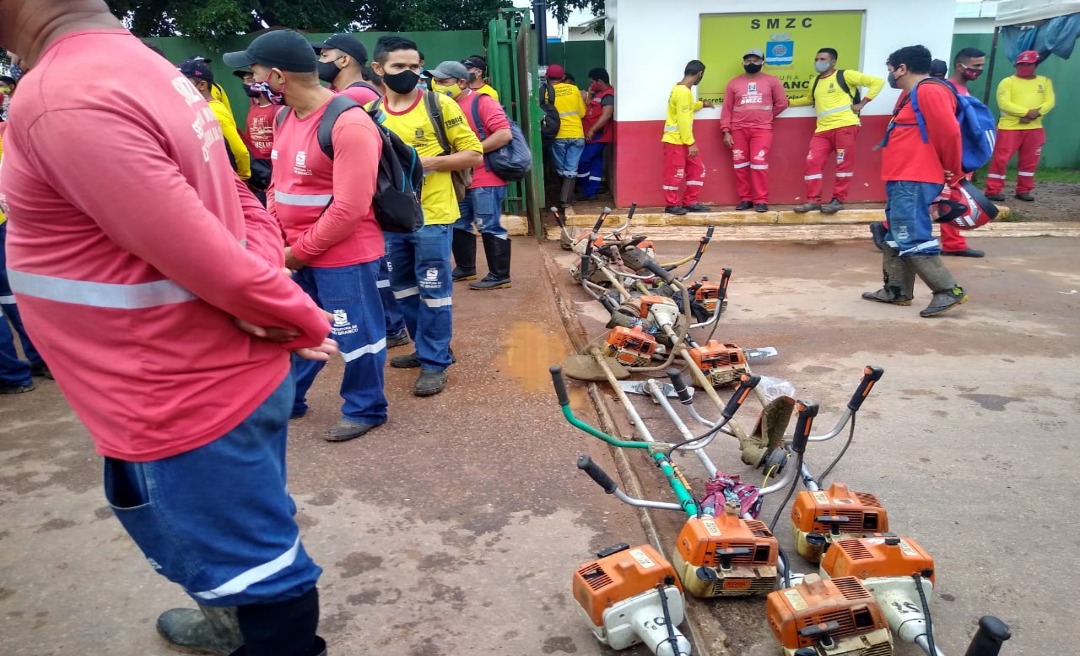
[[996, 0, 1080, 25]]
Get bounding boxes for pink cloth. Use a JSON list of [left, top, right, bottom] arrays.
[[245, 104, 279, 159], [0, 30, 329, 461], [719, 74, 789, 132]]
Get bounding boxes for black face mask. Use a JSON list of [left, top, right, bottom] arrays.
[[243, 84, 261, 98], [383, 69, 420, 94], [743, 63, 763, 74], [317, 60, 341, 85]]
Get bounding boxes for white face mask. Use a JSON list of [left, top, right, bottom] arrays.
[[814, 60, 831, 74]]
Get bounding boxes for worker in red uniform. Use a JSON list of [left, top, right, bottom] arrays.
[[577, 67, 614, 201], [984, 50, 1055, 203], [720, 49, 789, 212], [0, 4, 335, 654], [862, 45, 967, 318], [870, 48, 987, 258], [791, 48, 884, 214], [661, 60, 714, 215]]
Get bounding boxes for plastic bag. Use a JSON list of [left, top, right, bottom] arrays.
[[757, 375, 796, 403]]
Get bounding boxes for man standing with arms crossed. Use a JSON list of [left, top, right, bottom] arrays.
[[984, 50, 1055, 203], [661, 60, 714, 216], [791, 48, 884, 214], [720, 49, 789, 212], [0, 3, 335, 655], [370, 36, 483, 396], [862, 45, 968, 318]]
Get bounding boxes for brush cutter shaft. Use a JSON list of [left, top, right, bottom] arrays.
[[646, 380, 718, 477]]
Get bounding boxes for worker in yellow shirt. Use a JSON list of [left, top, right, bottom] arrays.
[[790, 47, 884, 214], [462, 55, 499, 102], [178, 59, 251, 180], [661, 60, 714, 215], [984, 50, 1055, 202], [370, 35, 483, 397], [545, 64, 587, 208]]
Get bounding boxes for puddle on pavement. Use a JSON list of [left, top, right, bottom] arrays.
[[500, 321, 567, 394]]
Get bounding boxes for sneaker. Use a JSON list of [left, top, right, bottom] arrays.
[[820, 198, 844, 214], [469, 274, 511, 290], [289, 407, 307, 420], [793, 202, 821, 213], [0, 383, 35, 395], [942, 248, 985, 258], [451, 267, 477, 282], [415, 369, 448, 396], [735, 201, 753, 211], [683, 203, 710, 213], [754, 203, 769, 213], [390, 349, 455, 369], [1014, 192, 1035, 202], [325, 419, 383, 442], [985, 192, 1006, 202], [385, 328, 411, 348], [664, 205, 688, 215]]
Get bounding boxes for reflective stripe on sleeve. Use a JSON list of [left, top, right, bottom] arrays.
[[8, 270, 196, 309]]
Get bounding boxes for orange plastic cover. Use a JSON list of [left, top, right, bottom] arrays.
[[637, 295, 676, 318], [688, 341, 746, 371], [790, 482, 889, 534], [675, 515, 777, 568], [766, 575, 888, 649], [572, 544, 680, 627], [821, 535, 935, 585]]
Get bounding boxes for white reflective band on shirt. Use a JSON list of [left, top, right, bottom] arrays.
[[750, 164, 769, 170], [275, 192, 333, 207], [422, 297, 453, 308], [342, 337, 387, 362], [835, 172, 855, 177], [818, 104, 852, 118], [986, 173, 1006, 179], [393, 286, 419, 299], [1017, 171, 1035, 176], [663, 126, 680, 132], [376, 279, 391, 289], [8, 270, 196, 309], [0, 295, 14, 304], [559, 111, 580, 117], [804, 174, 824, 180], [733, 162, 750, 169], [192, 537, 300, 601]]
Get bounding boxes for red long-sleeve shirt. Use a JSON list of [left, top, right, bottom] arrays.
[[0, 30, 330, 461], [720, 74, 789, 131], [882, 80, 963, 184]]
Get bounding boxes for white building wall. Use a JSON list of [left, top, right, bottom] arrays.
[[613, 0, 958, 123]]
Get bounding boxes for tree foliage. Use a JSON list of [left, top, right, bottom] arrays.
[[546, 0, 605, 26]]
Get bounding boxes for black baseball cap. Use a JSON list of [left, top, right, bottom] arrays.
[[223, 30, 318, 73], [462, 56, 487, 71], [310, 33, 369, 65], [178, 59, 214, 83]]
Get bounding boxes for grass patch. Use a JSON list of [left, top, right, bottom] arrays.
[[997, 208, 1035, 223], [978, 165, 1080, 185]]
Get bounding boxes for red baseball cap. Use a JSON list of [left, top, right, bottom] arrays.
[[1015, 50, 1039, 64], [546, 64, 565, 80]]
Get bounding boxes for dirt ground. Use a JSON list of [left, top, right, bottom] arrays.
[[995, 181, 1080, 222]]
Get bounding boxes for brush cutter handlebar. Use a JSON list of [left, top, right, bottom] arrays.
[[847, 366, 885, 412], [642, 258, 675, 284], [964, 617, 1010, 656], [577, 455, 618, 494], [723, 374, 761, 420], [792, 401, 819, 454], [551, 365, 571, 406]]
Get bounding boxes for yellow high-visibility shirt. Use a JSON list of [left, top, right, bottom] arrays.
[[996, 75, 1055, 130], [661, 84, 704, 146], [211, 83, 234, 119], [552, 82, 586, 139], [476, 83, 500, 102], [789, 69, 884, 133], [373, 91, 483, 225], [209, 98, 251, 180]]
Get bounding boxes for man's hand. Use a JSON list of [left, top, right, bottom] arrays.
[[1019, 116, 1032, 124], [852, 100, 867, 116], [234, 318, 298, 343], [585, 130, 595, 142], [688, 144, 700, 158], [294, 337, 339, 362], [284, 247, 305, 272], [1025, 108, 1041, 119], [701, 100, 715, 109], [722, 131, 734, 149]]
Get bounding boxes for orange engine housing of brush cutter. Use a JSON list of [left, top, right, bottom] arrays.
[[821, 535, 936, 585], [694, 281, 722, 314], [792, 483, 888, 536], [603, 326, 657, 367], [572, 544, 682, 628], [672, 513, 779, 597], [688, 341, 749, 387], [637, 295, 678, 318], [766, 574, 892, 652]]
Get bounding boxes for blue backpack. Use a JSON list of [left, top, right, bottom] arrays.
[[880, 78, 997, 173]]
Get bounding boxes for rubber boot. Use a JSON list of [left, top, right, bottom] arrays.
[[861, 244, 915, 306], [558, 176, 576, 209], [233, 588, 321, 656], [228, 637, 327, 656], [451, 229, 477, 281], [908, 255, 968, 317], [157, 605, 243, 655], [470, 234, 511, 290]]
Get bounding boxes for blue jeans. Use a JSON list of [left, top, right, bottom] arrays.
[[884, 180, 943, 257], [454, 186, 508, 239], [577, 141, 607, 198], [551, 138, 585, 178], [0, 223, 43, 369], [378, 257, 406, 336], [0, 316, 32, 387], [290, 262, 389, 425], [385, 224, 453, 371], [103, 377, 322, 607]]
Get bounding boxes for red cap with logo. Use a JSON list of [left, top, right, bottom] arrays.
[[546, 64, 565, 80], [1015, 50, 1039, 64]]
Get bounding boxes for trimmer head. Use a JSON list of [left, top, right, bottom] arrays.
[[562, 354, 631, 381]]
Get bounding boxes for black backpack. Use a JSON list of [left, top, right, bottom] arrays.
[[470, 94, 532, 181], [811, 69, 862, 105], [538, 83, 561, 142], [276, 95, 424, 233]]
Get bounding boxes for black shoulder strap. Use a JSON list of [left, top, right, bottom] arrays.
[[540, 83, 553, 106], [424, 90, 452, 155], [835, 70, 851, 97], [275, 106, 291, 128], [471, 94, 486, 141], [347, 80, 382, 98], [316, 95, 364, 161]]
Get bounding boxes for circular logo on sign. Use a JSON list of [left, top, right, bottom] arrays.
[[771, 43, 789, 56]]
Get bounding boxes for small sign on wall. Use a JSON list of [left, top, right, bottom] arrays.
[[698, 11, 865, 104]]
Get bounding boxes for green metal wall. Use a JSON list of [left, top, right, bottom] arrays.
[[953, 32, 1079, 168], [146, 30, 485, 128], [546, 40, 606, 87]]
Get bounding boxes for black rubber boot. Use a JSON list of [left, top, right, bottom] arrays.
[[157, 605, 243, 655], [451, 229, 477, 281], [861, 245, 915, 306], [470, 234, 511, 290], [232, 588, 322, 656], [908, 255, 968, 317], [558, 177, 576, 208]]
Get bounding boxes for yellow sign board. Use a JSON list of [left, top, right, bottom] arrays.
[[698, 11, 865, 104]]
